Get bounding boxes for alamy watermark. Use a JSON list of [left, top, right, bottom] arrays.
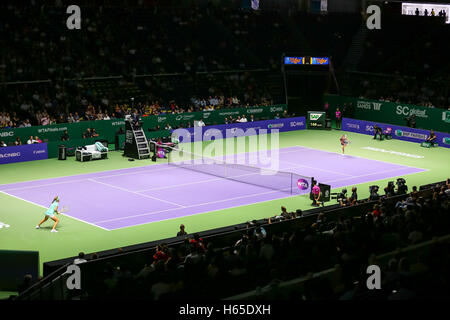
[[170, 127, 281, 173], [366, 265, 381, 289], [66, 264, 81, 290], [66, 5, 81, 30], [366, 5, 381, 30]]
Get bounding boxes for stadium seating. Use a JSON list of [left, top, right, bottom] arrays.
[[15, 180, 449, 300]]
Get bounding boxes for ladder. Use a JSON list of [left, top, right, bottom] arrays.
[[133, 125, 150, 159]]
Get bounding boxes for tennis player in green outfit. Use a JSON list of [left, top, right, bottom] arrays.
[[35, 196, 61, 233]]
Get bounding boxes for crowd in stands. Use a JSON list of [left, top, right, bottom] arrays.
[[343, 74, 450, 110], [2, 3, 448, 128], [40, 179, 446, 300]]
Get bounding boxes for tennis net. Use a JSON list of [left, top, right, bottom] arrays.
[[159, 143, 312, 195]]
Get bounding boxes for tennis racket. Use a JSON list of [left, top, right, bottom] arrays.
[[58, 206, 70, 214]]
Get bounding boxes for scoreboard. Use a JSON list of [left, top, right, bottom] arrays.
[[307, 111, 326, 129], [284, 56, 329, 66]]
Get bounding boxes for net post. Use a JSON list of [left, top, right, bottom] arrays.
[[290, 173, 293, 195]]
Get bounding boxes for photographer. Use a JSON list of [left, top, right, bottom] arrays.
[[369, 185, 380, 201], [349, 187, 358, 205], [396, 178, 408, 195], [337, 188, 348, 207], [384, 181, 396, 197]]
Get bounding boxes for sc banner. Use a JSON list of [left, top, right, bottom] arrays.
[[342, 118, 450, 148], [179, 117, 306, 142], [0, 143, 48, 164]]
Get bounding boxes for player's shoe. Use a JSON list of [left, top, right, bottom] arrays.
[[35, 225, 40, 229], [51, 229, 58, 233]]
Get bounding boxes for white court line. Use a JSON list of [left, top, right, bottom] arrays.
[[0, 146, 303, 192], [87, 179, 186, 208], [280, 159, 355, 177], [135, 164, 311, 193], [0, 190, 110, 231], [0, 165, 176, 192], [94, 164, 429, 226], [293, 145, 430, 171], [323, 167, 428, 185], [93, 187, 296, 224]]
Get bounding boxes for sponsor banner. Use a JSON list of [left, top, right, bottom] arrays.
[[342, 118, 450, 148], [0, 105, 287, 144], [0, 143, 48, 164], [324, 94, 450, 133], [179, 117, 306, 142]]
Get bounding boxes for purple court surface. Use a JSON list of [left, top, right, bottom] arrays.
[[0, 146, 426, 230]]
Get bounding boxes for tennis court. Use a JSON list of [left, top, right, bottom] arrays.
[[0, 144, 426, 231]]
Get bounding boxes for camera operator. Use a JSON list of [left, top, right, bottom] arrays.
[[369, 185, 380, 201], [337, 188, 348, 207], [349, 187, 358, 205], [396, 178, 408, 195], [384, 181, 396, 197]]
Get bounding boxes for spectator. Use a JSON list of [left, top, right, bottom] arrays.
[[14, 137, 22, 146], [189, 234, 206, 252], [61, 130, 69, 141], [0, 141, 6, 147], [34, 136, 42, 143], [85, 128, 92, 138], [74, 252, 87, 265], [254, 225, 267, 240], [153, 244, 170, 263], [27, 136, 35, 144], [91, 128, 99, 137], [177, 224, 187, 237], [17, 274, 34, 294], [90, 253, 99, 260]]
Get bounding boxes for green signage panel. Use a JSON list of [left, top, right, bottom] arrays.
[[324, 94, 450, 133]]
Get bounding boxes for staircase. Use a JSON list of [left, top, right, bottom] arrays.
[[342, 23, 369, 71], [133, 125, 151, 159]]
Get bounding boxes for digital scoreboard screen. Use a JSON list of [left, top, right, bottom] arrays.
[[307, 111, 326, 129], [284, 56, 329, 66]]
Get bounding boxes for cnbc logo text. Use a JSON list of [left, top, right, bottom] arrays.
[[0, 131, 14, 137], [0, 152, 21, 158]]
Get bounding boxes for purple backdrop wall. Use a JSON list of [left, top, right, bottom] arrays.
[[0, 143, 48, 164], [342, 118, 450, 148], [176, 117, 306, 142]]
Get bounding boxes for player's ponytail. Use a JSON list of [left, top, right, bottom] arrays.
[[53, 196, 59, 203]]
